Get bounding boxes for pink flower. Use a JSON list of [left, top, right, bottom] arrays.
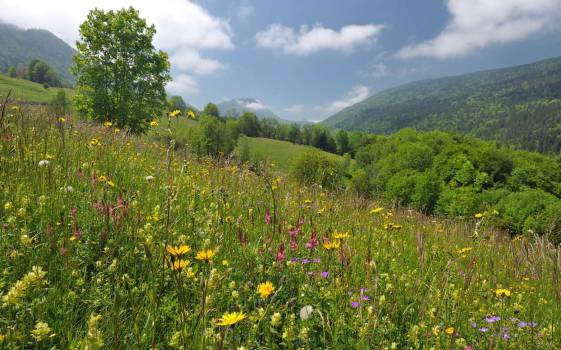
[[265, 210, 272, 225], [305, 231, 318, 250], [276, 243, 285, 262]]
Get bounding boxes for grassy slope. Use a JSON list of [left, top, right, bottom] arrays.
[[1, 106, 560, 348], [0, 73, 72, 103], [240, 137, 343, 172]]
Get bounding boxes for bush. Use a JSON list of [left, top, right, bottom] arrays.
[[289, 150, 345, 189], [496, 189, 559, 234]]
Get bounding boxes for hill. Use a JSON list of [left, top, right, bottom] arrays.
[[323, 56, 561, 153], [238, 137, 343, 172], [0, 73, 72, 103], [0, 22, 76, 83]]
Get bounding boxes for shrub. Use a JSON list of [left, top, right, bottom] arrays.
[[289, 149, 345, 189], [496, 189, 559, 234]]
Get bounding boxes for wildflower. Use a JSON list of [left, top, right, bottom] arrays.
[[103, 121, 113, 127], [484, 315, 501, 323], [58, 117, 66, 123], [216, 311, 246, 326], [169, 109, 181, 118], [351, 301, 360, 309], [171, 260, 189, 271], [187, 110, 196, 120], [322, 240, 340, 250], [38, 159, 50, 167], [334, 232, 349, 240], [149, 120, 159, 127], [97, 175, 108, 182], [320, 271, 329, 278], [445, 326, 455, 335], [271, 312, 282, 327], [107, 180, 115, 187], [90, 138, 101, 146], [276, 243, 285, 262], [370, 207, 384, 214], [457, 247, 472, 257], [195, 249, 215, 262], [495, 288, 511, 298], [84, 314, 103, 349], [474, 213, 484, 219], [166, 245, 192, 256], [300, 305, 313, 320], [145, 175, 155, 182], [31, 321, 51, 341], [265, 210, 272, 225], [222, 259, 229, 266], [2, 266, 46, 306], [257, 281, 274, 299]]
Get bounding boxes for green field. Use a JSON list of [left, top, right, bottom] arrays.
[[0, 73, 72, 103], [240, 137, 343, 172]]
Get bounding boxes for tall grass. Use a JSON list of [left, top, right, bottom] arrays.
[[0, 102, 560, 349]]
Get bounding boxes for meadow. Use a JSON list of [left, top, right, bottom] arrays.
[[1, 103, 561, 349], [0, 74, 72, 104]]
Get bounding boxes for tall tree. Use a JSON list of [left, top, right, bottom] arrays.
[[72, 7, 171, 133]]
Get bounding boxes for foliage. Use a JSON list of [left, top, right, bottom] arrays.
[[1, 101, 560, 349], [323, 55, 561, 153], [72, 7, 171, 133], [289, 149, 345, 189], [27, 59, 61, 87]]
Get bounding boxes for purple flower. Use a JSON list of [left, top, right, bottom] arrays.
[[484, 316, 501, 323], [290, 257, 299, 262], [503, 333, 511, 340], [527, 322, 537, 328], [478, 327, 489, 333], [351, 301, 360, 309], [361, 295, 370, 301], [517, 321, 527, 328], [320, 271, 329, 278], [360, 288, 368, 293], [301, 259, 311, 264], [470, 322, 477, 328]]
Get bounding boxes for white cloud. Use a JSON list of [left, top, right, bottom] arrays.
[[324, 85, 370, 114], [243, 100, 268, 110], [167, 74, 199, 95], [255, 23, 385, 55], [0, 0, 233, 94], [170, 50, 226, 75], [397, 0, 561, 59], [283, 104, 304, 113], [237, 5, 254, 20]]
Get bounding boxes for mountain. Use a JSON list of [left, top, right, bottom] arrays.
[[217, 98, 279, 119], [0, 22, 76, 83], [323, 56, 561, 154]]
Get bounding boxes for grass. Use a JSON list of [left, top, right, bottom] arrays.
[[240, 137, 343, 172], [0, 73, 73, 103], [1, 104, 561, 349]]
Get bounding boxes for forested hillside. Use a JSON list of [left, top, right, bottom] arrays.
[[323, 56, 561, 153], [0, 22, 75, 83]]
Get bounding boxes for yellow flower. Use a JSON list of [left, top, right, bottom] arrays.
[[187, 110, 196, 120], [107, 180, 115, 187], [114, 128, 120, 133], [221, 259, 229, 266], [495, 288, 511, 297], [384, 223, 403, 230], [216, 311, 246, 326], [90, 138, 101, 146], [334, 232, 349, 240], [97, 175, 108, 182], [457, 247, 472, 256], [166, 245, 192, 256], [370, 207, 384, 214], [46, 154, 54, 161], [57, 117, 66, 123], [169, 109, 181, 118], [171, 260, 189, 271], [31, 321, 51, 341], [257, 281, 274, 299], [195, 249, 215, 262], [474, 213, 484, 219], [445, 326, 454, 335], [103, 121, 113, 127], [149, 120, 159, 127], [322, 240, 340, 250]]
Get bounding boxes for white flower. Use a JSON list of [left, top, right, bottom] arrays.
[[299, 305, 313, 320], [145, 175, 155, 182], [38, 160, 50, 167], [65, 186, 74, 193]]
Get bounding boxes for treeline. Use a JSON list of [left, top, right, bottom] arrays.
[[5, 58, 64, 88]]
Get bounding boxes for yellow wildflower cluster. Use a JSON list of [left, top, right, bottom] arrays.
[[2, 266, 46, 306]]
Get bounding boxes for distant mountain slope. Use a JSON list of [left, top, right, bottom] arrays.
[[217, 98, 279, 119], [0, 22, 76, 83], [323, 56, 561, 153]]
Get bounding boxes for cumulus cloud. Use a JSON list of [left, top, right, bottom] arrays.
[[255, 23, 385, 55], [397, 0, 561, 59], [283, 104, 304, 113], [243, 100, 268, 110], [0, 0, 233, 94], [324, 85, 370, 114], [167, 74, 199, 95]]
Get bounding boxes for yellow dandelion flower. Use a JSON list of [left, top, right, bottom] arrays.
[[445, 326, 454, 335], [495, 288, 511, 298], [195, 249, 215, 262], [257, 281, 274, 299], [166, 245, 192, 256], [216, 311, 246, 326], [370, 207, 384, 214]]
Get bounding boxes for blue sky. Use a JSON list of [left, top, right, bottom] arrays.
[[2, 0, 561, 120]]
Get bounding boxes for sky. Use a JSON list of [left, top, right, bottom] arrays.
[[2, 0, 561, 121]]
